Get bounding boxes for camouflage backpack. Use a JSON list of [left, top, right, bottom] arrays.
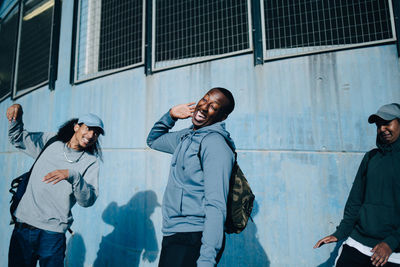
[[198, 134, 255, 234]]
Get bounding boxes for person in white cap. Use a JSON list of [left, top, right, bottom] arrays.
[[314, 103, 400, 267], [6, 104, 105, 267]]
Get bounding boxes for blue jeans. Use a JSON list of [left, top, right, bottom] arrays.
[[8, 223, 66, 267]]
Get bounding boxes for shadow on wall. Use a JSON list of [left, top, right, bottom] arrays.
[[65, 233, 86, 267], [219, 200, 270, 267], [317, 240, 343, 267], [93, 190, 160, 267]]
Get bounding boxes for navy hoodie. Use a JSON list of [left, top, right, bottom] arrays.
[[333, 137, 400, 251]]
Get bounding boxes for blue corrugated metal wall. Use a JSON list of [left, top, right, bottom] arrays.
[[1, 1, 400, 266]]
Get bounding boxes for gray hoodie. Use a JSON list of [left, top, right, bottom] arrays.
[[147, 111, 235, 267], [8, 118, 99, 233]]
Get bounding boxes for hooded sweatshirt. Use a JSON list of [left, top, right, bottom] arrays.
[[333, 137, 400, 252], [8, 118, 99, 233], [147, 111, 235, 267]]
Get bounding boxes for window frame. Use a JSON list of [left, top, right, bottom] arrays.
[[12, 0, 61, 99], [151, 0, 254, 72], [0, 2, 20, 102], [260, 0, 398, 61], [72, 0, 146, 84]]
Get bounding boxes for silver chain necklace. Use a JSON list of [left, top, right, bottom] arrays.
[[63, 143, 84, 163]]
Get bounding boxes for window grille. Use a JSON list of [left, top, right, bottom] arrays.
[[14, 0, 54, 96], [153, 0, 253, 71], [74, 0, 145, 82], [261, 0, 397, 60], [0, 4, 19, 102]]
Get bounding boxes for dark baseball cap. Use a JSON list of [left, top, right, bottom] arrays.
[[368, 103, 400, 124]]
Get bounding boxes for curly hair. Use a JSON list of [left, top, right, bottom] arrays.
[[56, 118, 103, 160]]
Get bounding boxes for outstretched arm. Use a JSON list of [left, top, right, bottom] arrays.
[[7, 104, 54, 158], [313, 235, 338, 248]]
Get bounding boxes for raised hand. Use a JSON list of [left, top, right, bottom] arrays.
[[6, 104, 23, 122], [169, 102, 196, 120]]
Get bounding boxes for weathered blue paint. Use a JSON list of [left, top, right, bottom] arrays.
[[1, 1, 400, 266]]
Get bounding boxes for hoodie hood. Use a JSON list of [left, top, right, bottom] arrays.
[[191, 121, 236, 151], [376, 135, 400, 153]]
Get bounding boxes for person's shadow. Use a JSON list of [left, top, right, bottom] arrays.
[[218, 200, 270, 266], [65, 233, 86, 267], [316, 240, 343, 267], [93, 190, 160, 267]]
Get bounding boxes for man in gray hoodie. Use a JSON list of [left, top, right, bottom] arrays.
[[6, 104, 104, 267], [147, 87, 236, 267]]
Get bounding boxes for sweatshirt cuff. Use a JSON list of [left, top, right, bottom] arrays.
[[164, 111, 177, 126], [197, 259, 215, 267], [332, 230, 346, 241], [383, 236, 399, 252]]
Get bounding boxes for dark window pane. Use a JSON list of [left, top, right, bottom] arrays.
[[16, 0, 54, 92], [155, 0, 250, 63], [98, 0, 143, 72], [0, 5, 19, 101], [263, 0, 394, 57]]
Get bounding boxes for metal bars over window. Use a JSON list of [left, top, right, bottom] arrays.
[[0, 4, 19, 101], [152, 0, 253, 71], [74, 0, 145, 82], [261, 0, 397, 60], [13, 0, 59, 98]]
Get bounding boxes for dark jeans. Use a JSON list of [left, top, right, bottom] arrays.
[[158, 232, 226, 267], [336, 244, 400, 267], [8, 223, 66, 267]]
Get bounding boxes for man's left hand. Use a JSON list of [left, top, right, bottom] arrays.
[[43, 170, 69, 184], [371, 242, 392, 266]]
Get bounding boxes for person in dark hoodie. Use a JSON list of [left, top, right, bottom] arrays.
[[147, 87, 236, 267], [314, 103, 400, 267]]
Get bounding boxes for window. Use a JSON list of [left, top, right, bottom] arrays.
[[13, 0, 60, 98], [261, 0, 397, 60], [0, 4, 19, 102], [153, 0, 253, 71], [74, 0, 145, 82]]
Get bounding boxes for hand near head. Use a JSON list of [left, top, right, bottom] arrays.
[[313, 235, 338, 248], [169, 102, 196, 120], [6, 104, 23, 122], [371, 242, 392, 266]]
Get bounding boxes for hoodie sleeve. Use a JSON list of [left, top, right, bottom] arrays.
[[68, 160, 99, 207], [197, 133, 234, 267], [332, 152, 369, 241], [8, 117, 55, 159], [146, 111, 186, 154]]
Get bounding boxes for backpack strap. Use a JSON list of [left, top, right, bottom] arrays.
[[28, 136, 59, 174], [9, 135, 58, 224], [10, 136, 58, 192], [197, 133, 236, 171]]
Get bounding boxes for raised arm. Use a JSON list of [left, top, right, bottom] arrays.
[[146, 103, 195, 154], [7, 104, 54, 158]]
